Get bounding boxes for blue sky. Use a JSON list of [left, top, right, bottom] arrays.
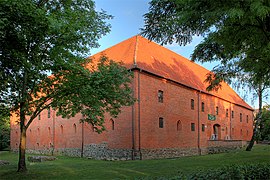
[[92, 0, 268, 108]]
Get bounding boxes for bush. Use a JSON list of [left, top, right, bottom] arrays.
[[174, 163, 270, 180]]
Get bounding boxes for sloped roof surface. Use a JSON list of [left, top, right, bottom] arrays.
[[91, 35, 252, 110]]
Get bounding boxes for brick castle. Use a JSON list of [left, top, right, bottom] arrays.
[[10, 36, 253, 160]]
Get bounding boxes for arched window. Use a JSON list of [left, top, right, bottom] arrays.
[[73, 123, 77, 133], [177, 120, 182, 131], [110, 119, 115, 130], [60, 125, 63, 134]]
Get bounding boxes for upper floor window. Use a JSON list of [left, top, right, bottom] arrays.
[[201, 102, 205, 112], [177, 120, 182, 131], [240, 113, 242, 122], [226, 109, 228, 117], [246, 115, 249, 123], [191, 123, 195, 131], [38, 114, 41, 120], [158, 90, 163, 103], [216, 106, 219, 115], [110, 119, 115, 130], [159, 117, 164, 128], [191, 99, 195, 110], [232, 111, 234, 118]]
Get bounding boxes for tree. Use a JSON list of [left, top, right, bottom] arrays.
[[258, 105, 270, 141], [0, 0, 134, 172], [141, 0, 270, 150], [0, 105, 10, 150]]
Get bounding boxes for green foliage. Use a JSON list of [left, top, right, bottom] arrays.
[[141, 0, 270, 91], [259, 105, 270, 140], [173, 163, 270, 180], [0, 0, 134, 171], [0, 105, 10, 150]]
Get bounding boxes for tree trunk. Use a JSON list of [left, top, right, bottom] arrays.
[[246, 86, 263, 151], [17, 126, 27, 172]]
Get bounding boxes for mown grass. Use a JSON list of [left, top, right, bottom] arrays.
[[0, 145, 269, 179]]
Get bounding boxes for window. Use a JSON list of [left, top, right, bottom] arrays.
[[241, 129, 243, 135], [48, 127, 51, 135], [159, 117, 164, 128], [48, 108, 51, 118], [216, 106, 219, 115], [60, 125, 63, 134], [110, 119, 115, 130], [158, 90, 163, 103], [226, 109, 228, 117], [191, 123, 195, 131], [38, 114, 41, 120], [240, 113, 242, 122], [202, 124, 205, 132], [232, 111, 234, 118], [177, 120, 182, 131], [201, 102, 205, 112], [246, 115, 249, 123], [73, 124, 77, 133], [191, 99, 195, 110]]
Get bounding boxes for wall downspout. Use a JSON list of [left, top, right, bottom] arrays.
[[81, 118, 84, 158], [197, 91, 201, 155], [230, 102, 232, 140], [131, 71, 136, 160], [52, 110, 56, 156], [138, 69, 142, 160]]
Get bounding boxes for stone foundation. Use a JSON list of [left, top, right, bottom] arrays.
[[140, 147, 200, 159], [207, 140, 247, 154], [12, 140, 248, 160], [83, 142, 132, 160]]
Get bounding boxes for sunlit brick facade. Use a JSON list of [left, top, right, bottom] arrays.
[[10, 36, 253, 160]]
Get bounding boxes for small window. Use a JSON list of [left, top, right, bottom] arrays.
[[73, 124, 77, 133], [191, 123, 195, 131], [158, 90, 163, 103], [247, 130, 249, 136], [48, 127, 51, 135], [202, 124, 205, 132], [201, 102, 205, 112], [226, 109, 228, 117], [246, 115, 248, 123], [232, 111, 234, 118], [240, 113, 242, 122], [48, 108, 51, 118], [241, 129, 243, 135], [110, 119, 115, 130], [177, 120, 182, 131], [60, 125, 63, 134], [191, 99, 195, 110], [38, 114, 41, 120], [159, 117, 164, 128], [216, 106, 219, 115]]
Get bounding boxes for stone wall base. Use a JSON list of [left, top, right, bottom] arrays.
[[11, 140, 248, 160]]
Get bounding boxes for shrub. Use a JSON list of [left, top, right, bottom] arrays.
[[174, 163, 270, 180]]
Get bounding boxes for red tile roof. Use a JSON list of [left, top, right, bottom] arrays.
[[91, 35, 252, 110]]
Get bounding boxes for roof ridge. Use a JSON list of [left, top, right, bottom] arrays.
[[133, 35, 139, 67]]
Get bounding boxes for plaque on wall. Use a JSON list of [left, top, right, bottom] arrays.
[[208, 114, 216, 121]]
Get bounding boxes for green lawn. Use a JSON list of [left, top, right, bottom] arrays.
[[0, 145, 270, 179]]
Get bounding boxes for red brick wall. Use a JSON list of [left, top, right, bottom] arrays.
[[10, 69, 253, 158]]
